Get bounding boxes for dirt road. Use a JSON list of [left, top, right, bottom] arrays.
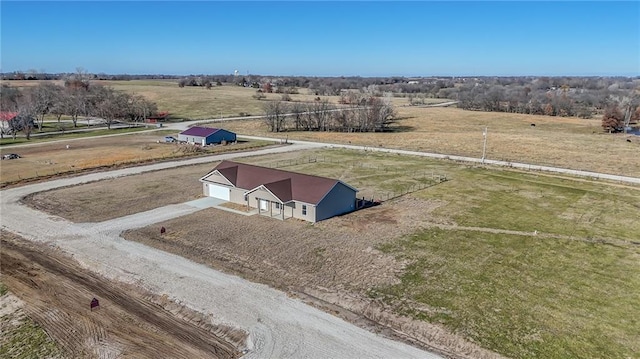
[[0, 143, 440, 359], [1, 232, 242, 359]]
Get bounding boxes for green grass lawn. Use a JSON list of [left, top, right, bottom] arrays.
[[373, 228, 640, 359], [239, 148, 640, 358], [420, 168, 640, 241], [0, 127, 152, 146]]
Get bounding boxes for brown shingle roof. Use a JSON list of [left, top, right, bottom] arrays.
[[210, 160, 356, 204]]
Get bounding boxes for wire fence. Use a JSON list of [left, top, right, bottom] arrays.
[[267, 155, 449, 203]]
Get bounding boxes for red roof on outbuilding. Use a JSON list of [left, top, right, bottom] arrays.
[[0, 112, 18, 121]]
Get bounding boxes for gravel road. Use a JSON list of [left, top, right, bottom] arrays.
[[1, 142, 440, 359]]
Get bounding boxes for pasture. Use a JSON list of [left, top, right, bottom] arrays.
[[217, 106, 640, 177], [1, 79, 448, 120], [0, 130, 273, 187], [27, 148, 640, 359]]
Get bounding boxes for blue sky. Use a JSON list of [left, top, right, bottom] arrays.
[[1, 1, 638, 76]]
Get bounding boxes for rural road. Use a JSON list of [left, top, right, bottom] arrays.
[[165, 117, 640, 185], [0, 142, 441, 359]]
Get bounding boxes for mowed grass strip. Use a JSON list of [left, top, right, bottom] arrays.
[[373, 228, 640, 359], [0, 126, 150, 146], [420, 167, 640, 241]]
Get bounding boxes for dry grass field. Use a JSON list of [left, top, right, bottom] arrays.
[[27, 148, 640, 359], [0, 131, 272, 187], [1, 79, 446, 120], [217, 106, 640, 177]]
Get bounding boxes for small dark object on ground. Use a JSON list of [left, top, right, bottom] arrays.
[[530, 123, 536, 127], [90, 297, 100, 311], [160, 226, 166, 234], [627, 139, 632, 142], [2, 153, 20, 160]]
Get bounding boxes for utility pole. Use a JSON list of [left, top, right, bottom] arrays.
[[482, 127, 488, 163]]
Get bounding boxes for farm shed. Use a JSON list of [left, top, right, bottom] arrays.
[[178, 127, 236, 145], [0, 112, 18, 132], [200, 160, 358, 222]]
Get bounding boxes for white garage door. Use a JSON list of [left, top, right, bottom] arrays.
[[208, 184, 230, 201]]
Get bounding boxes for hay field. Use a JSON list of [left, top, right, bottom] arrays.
[[218, 106, 640, 177]]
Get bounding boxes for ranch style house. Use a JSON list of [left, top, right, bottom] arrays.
[[178, 127, 236, 145], [200, 160, 359, 222]]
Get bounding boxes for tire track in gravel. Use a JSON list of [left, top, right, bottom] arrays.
[[0, 233, 243, 359]]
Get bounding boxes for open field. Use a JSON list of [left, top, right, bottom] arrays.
[[0, 130, 274, 187], [1, 79, 449, 120], [217, 106, 640, 177], [0, 126, 150, 146], [0, 230, 245, 359], [27, 148, 640, 358], [373, 228, 640, 359]]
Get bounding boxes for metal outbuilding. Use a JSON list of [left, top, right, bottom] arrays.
[[178, 127, 236, 145]]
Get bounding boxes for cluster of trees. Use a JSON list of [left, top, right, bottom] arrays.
[[263, 94, 395, 133], [601, 96, 640, 133], [1, 72, 158, 139], [1, 70, 180, 81], [177, 76, 224, 89]]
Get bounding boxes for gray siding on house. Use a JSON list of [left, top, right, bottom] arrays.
[[247, 188, 280, 208], [202, 172, 232, 185], [229, 187, 246, 204], [292, 201, 315, 222], [315, 182, 357, 222]]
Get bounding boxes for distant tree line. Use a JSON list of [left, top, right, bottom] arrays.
[[1, 70, 158, 139], [263, 94, 396, 133], [4, 69, 639, 131]]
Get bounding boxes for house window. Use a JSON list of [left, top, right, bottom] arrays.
[[302, 205, 307, 215]]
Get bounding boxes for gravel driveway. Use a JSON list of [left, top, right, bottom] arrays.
[[0, 143, 440, 359]]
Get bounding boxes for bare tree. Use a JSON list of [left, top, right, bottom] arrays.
[[30, 83, 61, 131], [0, 84, 22, 112], [93, 87, 127, 129], [289, 102, 305, 131], [123, 94, 158, 123], [308, 99, 333, 131], [263, 100, 288, 132]]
